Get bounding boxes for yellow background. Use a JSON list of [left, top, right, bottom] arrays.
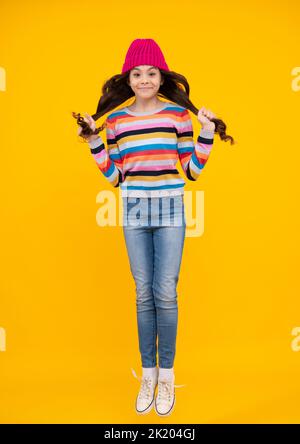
[[1, 0, 300, 424]]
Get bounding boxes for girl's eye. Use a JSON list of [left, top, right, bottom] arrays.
[[133, 73, 156, 77]]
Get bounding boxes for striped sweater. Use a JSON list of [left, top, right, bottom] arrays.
[[88, 101, 215, 198]]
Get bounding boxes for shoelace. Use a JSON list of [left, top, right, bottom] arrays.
[[131, 368, 155, 400], [157, 379, 180, 403], [131, 367, 186, 402]]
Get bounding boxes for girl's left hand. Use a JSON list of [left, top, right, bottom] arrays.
[[197, 107, 217, 130]]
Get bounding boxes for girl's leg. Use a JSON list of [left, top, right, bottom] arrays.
[[123, 225, 157, 368], [152, 224, 186, 369]]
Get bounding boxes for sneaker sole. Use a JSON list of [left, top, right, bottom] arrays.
[[154, 393, 176, 417], [135, 395, 155, 415]]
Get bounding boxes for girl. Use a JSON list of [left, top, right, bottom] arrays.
[[74, 38, 234, 417]]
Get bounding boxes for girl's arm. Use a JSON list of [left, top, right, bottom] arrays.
[[176, 109, 214, 181], [88, 118, 124, 188]]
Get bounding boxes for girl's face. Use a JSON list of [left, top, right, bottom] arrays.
[[127, 65, 163, 99]]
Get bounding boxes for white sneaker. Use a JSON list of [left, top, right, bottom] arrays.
[[131, 367, 158, 415], [154, 374, 186, 417]]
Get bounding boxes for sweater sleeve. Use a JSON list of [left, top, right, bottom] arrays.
[[176, 108, 214, 181], [88, 117, 124, 188]]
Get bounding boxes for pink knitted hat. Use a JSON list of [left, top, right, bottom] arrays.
[[121, 38, 170, 74]]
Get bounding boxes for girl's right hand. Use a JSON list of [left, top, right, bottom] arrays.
[[78, 113, 99, 143]]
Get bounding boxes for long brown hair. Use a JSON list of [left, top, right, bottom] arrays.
[[74, 68, 235, 144]]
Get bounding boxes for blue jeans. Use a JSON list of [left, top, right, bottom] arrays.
[[122, 196, 186, 369]]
